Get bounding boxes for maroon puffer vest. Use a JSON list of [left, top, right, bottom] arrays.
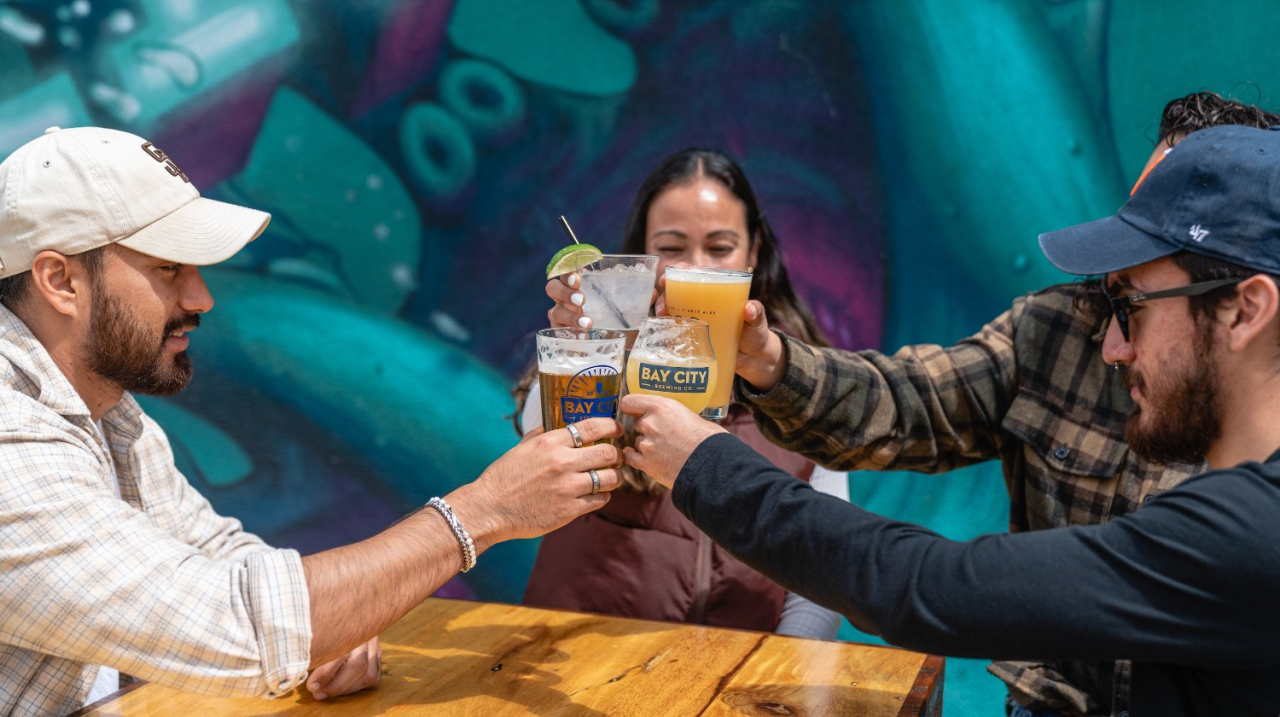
[[522, 408, 814, 631]]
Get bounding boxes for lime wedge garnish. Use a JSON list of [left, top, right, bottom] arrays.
[[546, 243, 603, 279]]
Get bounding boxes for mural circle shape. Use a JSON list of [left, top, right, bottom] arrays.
[[582, 0, 660, 33], [440, 59, 526, 142], [398, 102, 477, 200]]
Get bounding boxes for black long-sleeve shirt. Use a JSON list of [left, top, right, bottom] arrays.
[[672, 434, 1280, 716]]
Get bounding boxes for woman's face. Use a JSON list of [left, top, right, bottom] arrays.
[[643, 178, 759, 274]]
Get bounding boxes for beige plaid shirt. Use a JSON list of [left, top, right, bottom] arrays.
[[0, 304, 312, 716], [737, 284, 1199, 717]]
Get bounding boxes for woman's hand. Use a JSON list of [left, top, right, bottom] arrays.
[[651, 261, 693, 317], [546, 272, 660, 329], [546, 274, 590, 329]]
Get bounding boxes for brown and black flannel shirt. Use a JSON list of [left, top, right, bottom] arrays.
[[736, 283, 1198, 717]]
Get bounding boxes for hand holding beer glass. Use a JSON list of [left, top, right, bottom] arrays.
[[626, 317, 717, 413], [535, 328, 627, 440], [662, 267, 753, 420]]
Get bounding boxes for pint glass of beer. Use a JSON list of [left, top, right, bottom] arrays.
[[663, 267, 752, 420], [626, 317, 718, 414], [535, 328, 627, 434]]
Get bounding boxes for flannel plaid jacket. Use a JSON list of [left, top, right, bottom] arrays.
[[737, 284, 1198, 717], [0, 305, 312, 716]]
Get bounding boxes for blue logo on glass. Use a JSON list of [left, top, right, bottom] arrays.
[[561, 365, 620, 423]]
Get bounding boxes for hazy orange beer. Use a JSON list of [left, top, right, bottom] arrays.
[[663, 267, 752, 420]]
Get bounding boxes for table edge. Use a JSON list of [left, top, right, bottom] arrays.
[[66, 600, 944, 716], [896, 654, 945, 717], [67, 679, 147, 717]]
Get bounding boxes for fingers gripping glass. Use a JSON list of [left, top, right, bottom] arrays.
[[1102, 278, 1241, 342]]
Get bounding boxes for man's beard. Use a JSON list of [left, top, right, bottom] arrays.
[[1123, 322, 1221, 466], [83, 288, 199, 397]]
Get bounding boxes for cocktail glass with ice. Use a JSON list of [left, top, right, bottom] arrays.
[[578, 255, 660, 331]]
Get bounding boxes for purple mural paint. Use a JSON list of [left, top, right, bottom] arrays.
[[348, 0, 457, 118], [151, 65, 284, 188]]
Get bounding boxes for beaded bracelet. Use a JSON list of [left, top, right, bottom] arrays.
[[426, 497, 476, 573]]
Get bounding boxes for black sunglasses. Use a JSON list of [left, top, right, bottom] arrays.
[[1101, 278, 1242, 342]]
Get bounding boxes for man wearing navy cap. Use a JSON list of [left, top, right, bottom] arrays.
[[620, 124, 1280, 715]]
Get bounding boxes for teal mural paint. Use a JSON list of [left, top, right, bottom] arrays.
[[2, 2, 1278, 712]]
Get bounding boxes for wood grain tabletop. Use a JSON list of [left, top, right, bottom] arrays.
[[75, 597, 943, 716]]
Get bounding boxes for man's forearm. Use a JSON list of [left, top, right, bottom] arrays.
[[671, 434, 1280, 664], [302, 487, 497, 666], [301, 415, 624, 667], [738, 329, 1012, 473]]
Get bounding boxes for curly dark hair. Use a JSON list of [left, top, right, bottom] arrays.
[[1157, 90, 1280, 144]]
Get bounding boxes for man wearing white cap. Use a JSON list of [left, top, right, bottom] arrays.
[[0, 127, 624, 715]]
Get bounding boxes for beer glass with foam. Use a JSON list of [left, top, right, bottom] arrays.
[[535, 328, 627, 435], [663, 267, 752, 420], [625, 317, 717, 414]]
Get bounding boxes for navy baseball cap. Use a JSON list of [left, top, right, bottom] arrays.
[[1039, 124, 1280, 276]]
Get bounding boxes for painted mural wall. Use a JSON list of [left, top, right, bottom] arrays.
[[2, 0, 1278, 707]]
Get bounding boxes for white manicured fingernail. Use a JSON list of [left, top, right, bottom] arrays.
[[577, 316, 591, 328], [570, 293, 584, 306], [566, 274, 579, 288]]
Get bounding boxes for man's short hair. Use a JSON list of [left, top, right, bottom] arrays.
[[0, 247, 105, 308], [1170, 250, 1280, 322]]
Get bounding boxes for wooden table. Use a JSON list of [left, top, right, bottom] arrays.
[[77, 597, 943, 716]]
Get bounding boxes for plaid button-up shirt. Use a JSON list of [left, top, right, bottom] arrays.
[[737, 284, 1198, 717], [0, 305, 312, 717]]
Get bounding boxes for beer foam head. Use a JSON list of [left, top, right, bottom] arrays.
[[537, 350, 623, 374], [664, 266, 753, 284], [630, 347, 707, 366], [535, 328, 626, 374]]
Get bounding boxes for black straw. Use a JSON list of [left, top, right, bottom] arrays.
[[559, 215, 581, 244]]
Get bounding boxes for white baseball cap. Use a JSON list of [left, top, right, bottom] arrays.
[[0, 126, 270, 279]]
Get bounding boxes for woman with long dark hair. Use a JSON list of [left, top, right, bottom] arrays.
[[514, 149, 844, 637]]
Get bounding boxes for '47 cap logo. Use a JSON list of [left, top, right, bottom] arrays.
[[1040, 124, 1280, 277]]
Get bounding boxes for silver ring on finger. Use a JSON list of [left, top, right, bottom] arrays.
[[566, 423, 583, 448], [589, 469, 601, 495]]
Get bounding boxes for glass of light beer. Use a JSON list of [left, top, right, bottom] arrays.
[[663, 266, 752, 420], [535, 328, 627, 435], [626, 317, 718, 414]]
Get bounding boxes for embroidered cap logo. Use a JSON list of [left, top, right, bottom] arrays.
[[140, 142, 190, 183], [1189, 224, 1209, 243]]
